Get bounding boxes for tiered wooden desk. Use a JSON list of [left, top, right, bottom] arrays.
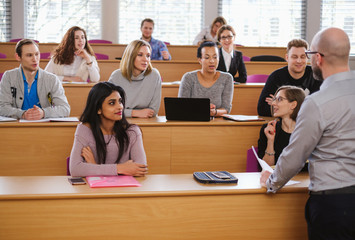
[[0, 117, 266, 176], [0, 58, 287, 82], [0, 42, 287, 60], [0, 173, 309, 240], [62, 83, 264, 117]]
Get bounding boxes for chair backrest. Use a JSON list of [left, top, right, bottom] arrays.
[[40, 52, 51, 59], [88, 39, 112, 44], [95, 53, 109, 60], [250, 55, 286, 62], [0, 73, 3, 82], [246, 147, 261, 172], [246, 74, 269, 83], [163, 41, 170, 46], [0, 53, 6, 58], [242, 55, 250, 62]]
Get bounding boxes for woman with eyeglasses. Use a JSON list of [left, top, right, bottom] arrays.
[[216, 25, 247, 83], [257, 85, 305, 166]]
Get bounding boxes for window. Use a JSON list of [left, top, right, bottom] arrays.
[[219, 0, 306, 47], [321, 0, 355, 54], [0, 0, 11, 42], [25, 0, 101, 43], [118, 0, 203, 45]]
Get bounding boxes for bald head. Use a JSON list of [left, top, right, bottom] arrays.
[[311, 27, 350, 66]]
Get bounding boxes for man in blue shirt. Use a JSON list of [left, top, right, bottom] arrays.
[[140, 18, 171, 61], [0, 39, 70, 119]]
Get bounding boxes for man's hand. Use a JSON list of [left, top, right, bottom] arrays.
[[23, 105, 44, 120]]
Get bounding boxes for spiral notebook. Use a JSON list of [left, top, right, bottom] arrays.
[[86, 175, 141, 188]]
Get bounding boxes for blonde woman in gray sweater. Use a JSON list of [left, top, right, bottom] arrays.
[[108, 40, 161, 118]]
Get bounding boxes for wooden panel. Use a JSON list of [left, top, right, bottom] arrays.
[[0, 59, 286, 82], [0, 123, 76, 175], [171, 125, 261, 173], [0, 119, 265, 175], [140, 126, 171, 174], [0, 173, 309, 240], [0, 42, 287, 61]]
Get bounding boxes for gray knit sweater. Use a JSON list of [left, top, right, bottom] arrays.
[[178, 70, 234, 113], [108, 68, 162, 117]]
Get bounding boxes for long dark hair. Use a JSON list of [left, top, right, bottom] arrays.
[[54, 26, 95, 65], [80, 82, 132, 164]]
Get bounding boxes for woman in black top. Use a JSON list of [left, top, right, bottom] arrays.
[[257, 85, 305, 166], [216, 25, 247, 83]]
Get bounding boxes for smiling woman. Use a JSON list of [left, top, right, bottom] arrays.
[[257, 85, 305, 166], [108, 39, 162, 118], [44, 26, 100, 83]]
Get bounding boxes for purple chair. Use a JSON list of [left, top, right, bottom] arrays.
[[164, 41, 170, 46], [246, 147, 261, 172], [88, 39, 112, 44], [242, 55, 250, 62], [66, 157, 71, 176], [246, 74, 269, 83], [0, 53, 6, 58], [95, 53, 109, 60], [0, 73, 3, 81], [40, 52, 51, 59]]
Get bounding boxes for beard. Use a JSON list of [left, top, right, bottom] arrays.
[[312, 64, 324, 82]]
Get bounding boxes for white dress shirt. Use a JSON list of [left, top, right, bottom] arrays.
[[221, 48, 234, 72]]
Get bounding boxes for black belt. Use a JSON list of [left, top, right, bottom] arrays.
[[310, 185, 355, 195]]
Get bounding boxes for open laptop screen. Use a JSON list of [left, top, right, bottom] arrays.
[[164, 97, 211, 121]]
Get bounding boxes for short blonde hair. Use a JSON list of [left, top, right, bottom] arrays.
[[120, 40, 152, 81]]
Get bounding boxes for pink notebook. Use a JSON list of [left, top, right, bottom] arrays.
[[86, 175, 141, 188]]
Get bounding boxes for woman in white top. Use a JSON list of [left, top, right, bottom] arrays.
[[45, 26, 100, 83], [193, 16, 227, 45]]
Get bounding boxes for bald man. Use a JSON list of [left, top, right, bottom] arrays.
[[260, 28, 355, 239]]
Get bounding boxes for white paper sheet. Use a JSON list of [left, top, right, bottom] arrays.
[[252, 146, 300, 186]]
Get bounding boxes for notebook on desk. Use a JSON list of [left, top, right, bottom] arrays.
[[164, 97, 211, 121]]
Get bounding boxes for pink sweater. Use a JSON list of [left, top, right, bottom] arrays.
[[70, 123, 146, 177]]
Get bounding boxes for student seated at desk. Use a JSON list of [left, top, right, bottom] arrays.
[[178, 41, 233, 117], [70, 82, 148, 177], [0, 39, 70, 120], [257, 86, 305, 166], [257, 38, 321, 117], [108, 39, 161, 118], [216, 25, 247, 83], [193, 16, 226, 45], [45, 26, 100, 83]]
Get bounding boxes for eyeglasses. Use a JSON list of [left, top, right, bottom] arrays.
[[305, 50, 325, 59], [272, 96, 287, 103], [220, 35, 234, 41]]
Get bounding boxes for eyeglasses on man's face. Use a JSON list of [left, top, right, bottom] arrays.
[[220, 35, 234, 41], [272, 96, 287, 103], [305, 50, 325, 59]]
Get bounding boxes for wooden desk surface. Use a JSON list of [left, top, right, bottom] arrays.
[[0, 173, 309, 240], [0, 58, 287, 82], [0, 117, 266, 175]]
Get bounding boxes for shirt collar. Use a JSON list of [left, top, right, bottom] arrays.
[[320, 70, 355, 90], [221, 47, 234, 58]]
